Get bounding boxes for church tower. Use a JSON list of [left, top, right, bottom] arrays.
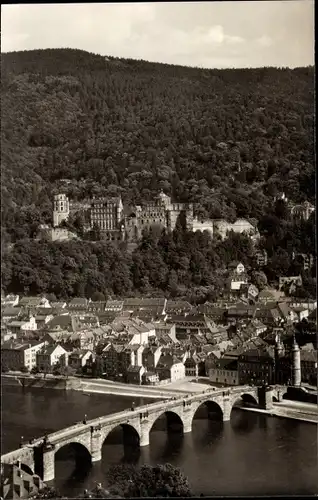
[[291, 336, 301, 387], [53, 193, 70, 227]]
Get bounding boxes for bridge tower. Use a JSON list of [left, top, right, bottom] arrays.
[[291, 336, 301, 387], [274, 333, 285, 384]]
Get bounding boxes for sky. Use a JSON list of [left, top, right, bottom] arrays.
[[1, 1, 314, 69]]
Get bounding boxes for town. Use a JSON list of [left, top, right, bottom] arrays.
[[1, 276, 317, 388]]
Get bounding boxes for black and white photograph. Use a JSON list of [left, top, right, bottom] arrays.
[[0, 1, 316, 499]]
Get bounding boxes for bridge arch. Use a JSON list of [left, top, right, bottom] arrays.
[[54, 441, 92, 480], [102, 422, 141, 448], [191, 399, 224, 427], [149, 409, 184, 435], [231, 391, 259, 413]]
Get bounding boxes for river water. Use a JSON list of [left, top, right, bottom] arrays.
[[2, 386, 317, 497]]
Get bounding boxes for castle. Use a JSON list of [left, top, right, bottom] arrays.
[[48, 191, 260, 243]]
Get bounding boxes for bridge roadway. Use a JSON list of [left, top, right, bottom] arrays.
[[1, 384, 287, 482]]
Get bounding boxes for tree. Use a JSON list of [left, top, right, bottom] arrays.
[[91, 291, 106, 302], [250, 271, 268, 290], [20, 365, 29, 373], [107, 463, 193, 497], [61, 365, 76, 379], [32, 486, 63, 499]]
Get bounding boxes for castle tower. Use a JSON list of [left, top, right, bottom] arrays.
[[53, 194, 70, 228], [291, 336, 301, 387]]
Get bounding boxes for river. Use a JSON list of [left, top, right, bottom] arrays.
[[1, 386, 317, 497]]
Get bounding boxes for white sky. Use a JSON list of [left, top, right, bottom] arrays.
[[1, 1, 314, 69]]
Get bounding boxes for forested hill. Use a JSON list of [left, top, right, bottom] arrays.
[[2, 49, 315, 231], [1, 49, 315, 300]]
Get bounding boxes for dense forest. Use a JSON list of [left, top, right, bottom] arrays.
[[1, 49, 315, 299]]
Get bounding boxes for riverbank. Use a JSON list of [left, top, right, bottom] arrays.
[[2, 374, 204, 399], [241, 402, 318, 424]]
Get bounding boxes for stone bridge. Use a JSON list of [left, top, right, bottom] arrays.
[[1, 385, 287, 482]]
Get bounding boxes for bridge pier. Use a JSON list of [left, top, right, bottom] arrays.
[[139, 428, 150, 447], [223, 399, 232, 421], [90, 426, 103, 462], [183, 420, 192, 434], [258, 386, 274, 410], [42, 448, 55, 483]]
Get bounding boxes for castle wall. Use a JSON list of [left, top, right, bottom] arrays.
[[192, 218, 214, 236]]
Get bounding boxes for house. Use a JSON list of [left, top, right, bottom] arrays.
[[165, 300, 193, 315], [7, 315, 37, 334], [208, 358, 239, 386], [197, 304, 227, 322], [75, 315, 100, 330], [204, 350, 223, 374], [1, 294, 19, 307], [123, 344, 144, 368], [142, 345, 162, 370], [238, 346, 275, 386], [228, 262, 246, 275], [19, 296, 50, 308], [249, 319, 267, 336], [101, 343, 125, 379], [229, 272, 249, 291], [205, 325, 229, 344], [258, 289, 277, 304], [184, 354, 200, 377], [1, 326, 17, 342], [101, 343, 145, 381], [1, 340, 46, 371], [142, 371, 160, 385], [36, 344, 68, 371], [45, 314, 79, 332], [240, 284, 259, 302], [68, 297, 89, 312], [291, 201, 315, 222], [110, 318, 155, 344], [279, 275, 303, 291], [67, 330, 95, 350], [43, 330, 72, 345], [1, 463, 45, 500], [300, 350, 317, 385], [127, 365, 145, 384], [87, 302, 106, 313], [290, 306, 309, 322], [154, 323, 178, 344], [50, 301, 67, 309], [34, 313, 54, 330], [123, 298, 166, 320], [292, 253, 314, 271], [168, 314, 214, 339], [105, 300, 124, 314], [255, 249, 268, 267], [1, 307, 23, 324], [68, 349, 95, 371], [156, 354, 185, 382]]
